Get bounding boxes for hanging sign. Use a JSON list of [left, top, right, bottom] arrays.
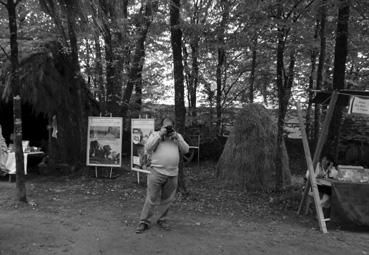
[[348, 96, 369, 115], [131, 119, 155, 173], [86, 117, 123, 167]]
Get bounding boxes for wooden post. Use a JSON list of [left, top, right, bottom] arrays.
[[297, 91, 338, 214], [296, 101, 328, 233]]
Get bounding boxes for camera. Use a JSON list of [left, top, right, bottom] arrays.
[[165, 126, 174, 136]]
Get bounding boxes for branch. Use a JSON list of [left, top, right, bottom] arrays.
[[222, 88, 245, 108], [224, 51, 245, 70], [353, 0, 368, 20], [221, 70, 245, 95], [0, 44, 10, 61], [222, 71, 246, 97], [292, 0, 317, 22], [285, 0, 304, 20]]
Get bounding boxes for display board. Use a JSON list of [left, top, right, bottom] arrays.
[[131, 119, 155, 173], [86, 117, 122, 167]]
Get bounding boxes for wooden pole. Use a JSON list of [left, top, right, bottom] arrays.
[[296, 101, 328, 233], [297, 91, 338, 214]]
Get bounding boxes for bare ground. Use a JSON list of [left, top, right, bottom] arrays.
[[0, 161, 368, 255]]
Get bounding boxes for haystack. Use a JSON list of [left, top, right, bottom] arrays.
[[216, 104, 291, 191]]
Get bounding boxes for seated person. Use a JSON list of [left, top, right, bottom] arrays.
[[316, 155, 338, 179], [305, 155, 338, 180], [305, 155, 338, 210]]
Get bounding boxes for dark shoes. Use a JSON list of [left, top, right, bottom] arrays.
[[157, 220, 171, 231], [135, 223, 149, 234], [136, 221, 171, 233]]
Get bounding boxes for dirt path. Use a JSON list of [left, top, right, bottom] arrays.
[[0, 171, 368, 255]]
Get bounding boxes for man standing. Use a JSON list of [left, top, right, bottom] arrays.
[[136, 117, 189, 233]]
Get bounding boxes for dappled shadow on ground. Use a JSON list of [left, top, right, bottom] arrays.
[[0, 160, 368, 255]]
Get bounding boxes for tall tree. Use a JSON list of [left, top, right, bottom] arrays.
[[325, 0, 351, 158], [93, 0, 121, 115], [121, 0, 158, 116], [305, 17, 319, 141], [248, 34, 258, 103], [63, 0, 87, 162], [215, 0, 229, 135], [3, 0, 27, 202], [170, 0, 186, 193], [182, 0, 213, 122], [274, 0, 315, 190], [314, 0, 327, 145]]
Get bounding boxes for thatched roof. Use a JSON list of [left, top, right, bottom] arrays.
[[0, 39, 98, 116], [0, 39, 99, 166]]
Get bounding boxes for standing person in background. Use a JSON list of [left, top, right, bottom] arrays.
[[136, 117, 189, 234]]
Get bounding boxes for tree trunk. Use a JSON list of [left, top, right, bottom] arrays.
[[314, 0, 327, 146], [275, 18, 286, 191], [215, 48, 223, 135], [248, 34, 258, 104], [276, 47, 296, 190], [85, 38, 91, 87], [7, 0, 27, 202], [305, 20, 319, 141], [275, 0, 296, 189], [170, 0, 186, 193], [189, 39, 199, 119], [215, 0, 229, 135], [183, 41, 199, 125], [94, 33, 105, 108], [325, 0, 350, 159], [134, 76, 143, 109], [104, 29, 119, 115], [66, 6, 79, 72], [65, 1, 87, 165], [183, 45, 191, 117]]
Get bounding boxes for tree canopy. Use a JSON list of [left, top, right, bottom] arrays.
[[1, 0, 369, 190]]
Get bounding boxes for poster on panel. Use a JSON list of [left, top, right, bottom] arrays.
[[348, 96, 369, 115], [86, 117, 122, 167], [131, 119, 155, 173]]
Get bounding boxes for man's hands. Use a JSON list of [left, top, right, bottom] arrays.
[[159, 126, 167, 137]]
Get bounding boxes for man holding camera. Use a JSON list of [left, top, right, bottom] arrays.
[[136, 118, 189, 234]]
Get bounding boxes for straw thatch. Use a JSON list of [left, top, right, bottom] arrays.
[[216, 104, 291, 191], [0, 40, 96, 114], [0, 40, 98, 167]]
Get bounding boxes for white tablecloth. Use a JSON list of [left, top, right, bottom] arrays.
[[5, 152, 44, 175]]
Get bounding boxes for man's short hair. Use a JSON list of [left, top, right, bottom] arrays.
[[161, 117, 174, 126]]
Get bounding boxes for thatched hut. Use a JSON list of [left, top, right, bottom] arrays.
[[0, 40, 98, 170], [216, 104, 291, 191]]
